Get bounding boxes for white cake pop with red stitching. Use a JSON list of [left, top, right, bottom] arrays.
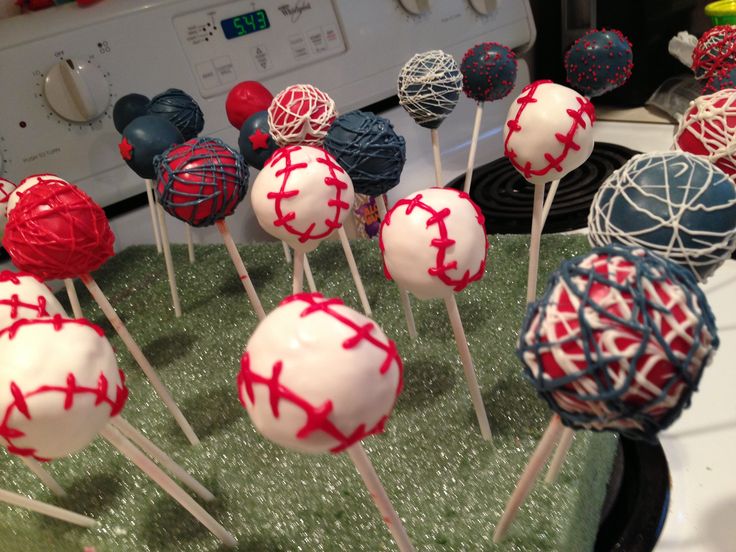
[[0, 270, 66, 328], [238, 293, 403, 454], [503, 80, 595, 185], [6, 173, 69, 216], [250, 145, 354, 253], [379, 187, 487, 300], [0, 316, 127, 461]]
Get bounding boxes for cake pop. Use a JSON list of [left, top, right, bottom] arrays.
[[0, 177, 15, 235], [268, 84, 337, 146], [675, 88, 736, 179], [112, 93, 150, 133], [589, 151, 736, 282], [226, 80, 274, 130], [119, 115, 184, 179], [691, 24, 736, 80], [238, 292, 413, 551], [6, 173, 67, 215], [147, 88, 204, 140], [238, 110, 279, 170], [0, 270, 66, 328], [564, 29, 633, 97], [703, 65, 736, 94]]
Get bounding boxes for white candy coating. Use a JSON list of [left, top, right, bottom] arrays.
[[250, 145, 354, 252], [6, 174, 69, 216], [379, 188, 487, 300], [238, 293, 402, 455], [0, 317, 126, 460], [503, 81, 595, 185], [0, 271, 66, 329]]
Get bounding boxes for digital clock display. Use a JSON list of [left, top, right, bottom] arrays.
[[221, 9, 270, 40]]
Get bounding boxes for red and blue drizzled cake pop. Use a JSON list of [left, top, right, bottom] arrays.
[[238, 110, 279, 170], [119, 115, 184, 179], [564, 29, 633, 98], [460, 42, 517, 102], [147, 88, 205, 141]]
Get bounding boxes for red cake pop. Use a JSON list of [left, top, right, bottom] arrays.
[[225, 81, 273, 130], [268, 84, 337, 146], [3, 181, 114, 280]]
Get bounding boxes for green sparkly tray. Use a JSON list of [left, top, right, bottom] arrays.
[[0, 235, 617, 552]]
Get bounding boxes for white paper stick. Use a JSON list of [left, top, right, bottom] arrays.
[[64, 279, 83, 319], [185, 224, 195, 264], [444, 295, 492, 441], [143, 179, 163, 254], [281, 241, 292, 263], [100, 425, 236, 547], [347, 444, 415, 552], [463, 103, 484, 195], [337, 228, 372, 316], [0, 488, 96, 528], [493, 415, 564, 543], [540, 179, 560, 227], [215, 220, 266, 321], [293, 250, 305, 294], [110, 417, 214, 502], [20, 457, 65, 497], [526, 183, 545, 304], [303, 254, 317, 293], [80, 274, 199, 446], [431, 128, 443, 188], [155, 203, 182, 318], [544, 427, 575, 484]]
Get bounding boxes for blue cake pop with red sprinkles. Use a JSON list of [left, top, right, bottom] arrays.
[[703, 65, 736, 94], [564, 29, 633, 98], [460, 42, 517, 102]]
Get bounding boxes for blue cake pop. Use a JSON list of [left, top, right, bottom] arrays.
[[518, 244, 718, 442], [564, 29, 633, 97], [113, 93, 149, 134], [147, 88, 204, 140], [588, 151, 736, 282], [703, 64, 736, 94], [119, 115, 184, 179], [238, 110, 279, 170], [323, 111, 406, 196], [460, 42, 517, 102]]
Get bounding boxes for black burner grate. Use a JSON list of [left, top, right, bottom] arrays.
[[447, 142, 640, 235]]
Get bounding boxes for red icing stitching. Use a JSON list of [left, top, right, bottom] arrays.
[[0, 315, 104, 341], [238, 293, 402, 454], [379, 188, 487, 293], [504, 80, 595, 180], [265, 146, 350, 244]]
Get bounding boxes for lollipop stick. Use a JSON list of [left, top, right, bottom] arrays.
[[20, 457, 65, 497], [303, 254, 317, 293], [493, 414, 564, 543], [430, 128, 443, 188], [463, 103, 484, 194], [377, 199, 416, 339], [337, 227, 372, 316], [79, 273, 200, 446], [143, 179, 163, 254], [100, 425, 237, 547], [110, 417, 214, 502], [443, 295, 492, 441], [215, 220, 266, 321], [64, 278, 83, 319], [155, 203, 183, 318], [526, 183, 545, 304], [544, 427, 575, 484], [0, 488, 96, 528], [293, 250, 305, 294], [281, 241, 292, 264], [540, 179, 560, 227], [185, 224, 196, 264], [347, 444, 415, 552]]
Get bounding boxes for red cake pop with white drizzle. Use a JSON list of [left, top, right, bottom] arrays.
[[267, 84, 337, 146], [0, 270, 66, 328]]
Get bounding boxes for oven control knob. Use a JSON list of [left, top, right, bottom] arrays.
[[43, 58, 110, 123], [398, 0, 430, 16], [469, 0, 497, 15]]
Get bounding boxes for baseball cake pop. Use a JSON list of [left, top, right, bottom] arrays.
[[691, 24, 736, 81], [226, 80, 273, 130], [238, 110, 279, 170], [675, 88, 736, 179], [564, 29, 633, 98], [268, 84, 337, 146], [112, 93, 150, 134], [0, 270, 66, 328], [147, 88, 204, 140], [119, 115, 184, 179], [588, 151, 736, 282]]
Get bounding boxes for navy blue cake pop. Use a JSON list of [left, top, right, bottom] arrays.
[[564, 29, 633, 98], [147, 88, 204, 140], [238, 110, 279, 170], [324, 111, 406, 196], [119, 115, 184, 179], [703, 64, 736, 94], [460, 42, 517, 102], [113, 93, 150, 134]]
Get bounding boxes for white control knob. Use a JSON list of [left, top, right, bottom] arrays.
[[43, 58, 110, 122], [398, 0, 430, 16], [469, 0, 497, 15]]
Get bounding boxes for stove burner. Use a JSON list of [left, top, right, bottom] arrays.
[[447, 142, 640, 234]]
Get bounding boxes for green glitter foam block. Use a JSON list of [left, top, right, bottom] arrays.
[[0, 234, 616, 551]]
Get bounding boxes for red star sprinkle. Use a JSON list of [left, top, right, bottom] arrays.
[[118, 137, 133, 161], [249, 128, 270, 151]]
